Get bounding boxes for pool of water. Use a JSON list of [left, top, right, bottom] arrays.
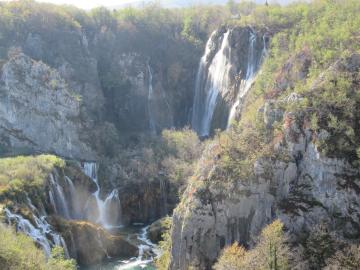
[[80, 225, 159, 270]]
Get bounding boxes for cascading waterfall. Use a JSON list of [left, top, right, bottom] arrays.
[[82, 162, 122, 228], [48, 173, 70, 219], [64, 176, 77, 217], [227, 31, 268, 127], [118, 226, 160, 269], [4, 208, 69, 258], [191, 30, 232, 137], [147, 64, 157, 136], [192, 28, 268, 136], [227, 31, 257, 127]]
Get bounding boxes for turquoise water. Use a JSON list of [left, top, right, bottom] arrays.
[[81, 259, 156, 270], [80, 225, 158, 270]]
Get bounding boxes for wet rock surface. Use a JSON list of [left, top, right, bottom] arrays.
[[50, 217, 138, 266]]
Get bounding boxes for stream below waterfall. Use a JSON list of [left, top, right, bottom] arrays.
[[80, 225, 159, 270]]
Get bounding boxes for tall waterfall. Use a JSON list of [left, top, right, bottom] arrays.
[[227, 31, 257, 127], [4, 208, 69, 258], [191, 30, 232, 137], [192, 28, 267, 136], [147, 64, 157, 135], [82, 162, 122, 228]]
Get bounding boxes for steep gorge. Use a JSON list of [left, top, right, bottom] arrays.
[[0, 1, 360, 270]]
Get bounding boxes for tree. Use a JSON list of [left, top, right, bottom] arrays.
[[47, 246, 76, 270], [227, 0, 239, 15], [256, 220, 289, 270], [214, 220, 290, 270], [214, 243, 247, 270]]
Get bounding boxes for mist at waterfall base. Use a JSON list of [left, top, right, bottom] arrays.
[[81, 226, 159, 270], [5, 161, 159, 269], [80, 163, 160, 269]]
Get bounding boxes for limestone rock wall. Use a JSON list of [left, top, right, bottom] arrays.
[[0, 53, 95, 159]]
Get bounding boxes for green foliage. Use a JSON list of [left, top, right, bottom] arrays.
[[161, 128, 202, 191], [155, 217, 172, 270], [0, 224, 75, 270], [235, 0, 360, 163], [47, 246, 76, 270], [214, 220, 290, 270], [205, 121, 271, 188], [0, 155, 64, 205], [305, 224, 336, 269], [161, 128, 201, 161], [214, 243, 247, 270]]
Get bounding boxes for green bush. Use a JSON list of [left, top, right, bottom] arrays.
[[0, 155, 64, 205], [0, 224, 75, 270], [155, 217, 172, 270], [214, 220, 290, 270]]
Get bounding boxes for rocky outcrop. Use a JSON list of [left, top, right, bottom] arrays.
[[101, 53, 174, 134], [170, 120, 360, 269], [50, 217, 138, 265], [0, 53, 95, 159], [24, 30, 105, 117], [148, 217, 170, 243]]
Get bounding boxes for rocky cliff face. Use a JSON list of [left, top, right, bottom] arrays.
[[0, 53, 95, 159], [170, 124, 360, 270], [101, 52, 174, 134], [0, 14, 200, 158], [169, 55, 360, 270]]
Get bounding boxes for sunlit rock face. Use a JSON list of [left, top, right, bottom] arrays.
[[0, 53, 95, 159], [23, 30, 105, 117], [170, 124, 360, 270], [170, 55, 360, 270]]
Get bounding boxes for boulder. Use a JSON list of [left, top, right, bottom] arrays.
[[49, 217, 138, 266], [148, 217, 170, 243]]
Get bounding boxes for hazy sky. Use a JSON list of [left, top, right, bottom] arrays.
[[36, 0, 136, 9], [2, 0, 300, 10]]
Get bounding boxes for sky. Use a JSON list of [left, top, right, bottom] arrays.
[[1, 0, 300, 10], [36, 0, 137, 9]]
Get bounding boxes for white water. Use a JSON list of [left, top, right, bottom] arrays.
[[227, 31, 257, 127], [227, 31, 268, 127], [117, 226, 160, 270], [191, 30, 232, 136], [4, 208, 68, 258], [82, 162, 122, 228], [192, 29, 268, 135], [147, 64, 157, 136], [48, 173, 70, 219]]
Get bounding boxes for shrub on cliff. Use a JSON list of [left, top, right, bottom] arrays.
[[155, 217, 172, 270], [214, 220, 290, 270], [326, 244, 360, 270], [161, 128, 203, 192], [214, 243, 248, 270], [0, 224, 75, 270], [0, 155, 64, 205]]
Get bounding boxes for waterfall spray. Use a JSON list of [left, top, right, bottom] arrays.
[[191, 30, 232, 136], [4, 208, 69, 258], [82, 162, 122, 228], [192, 28, 268, 135]]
